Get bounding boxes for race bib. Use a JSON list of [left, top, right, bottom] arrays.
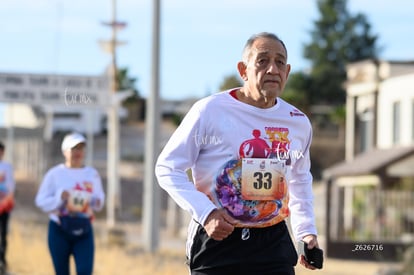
[[241, 158, 286, 200], [67, 189, 91, 213]]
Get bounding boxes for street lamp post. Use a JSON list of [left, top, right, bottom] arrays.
[[142, 0, 162, 252], [99, 0, 127, 228]]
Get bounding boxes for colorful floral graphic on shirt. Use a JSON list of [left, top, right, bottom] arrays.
[[213, 127, 292, 228]]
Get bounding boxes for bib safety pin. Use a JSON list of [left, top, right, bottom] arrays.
[[241, 228, 250, 240]]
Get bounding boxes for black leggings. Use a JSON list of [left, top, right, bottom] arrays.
[[0, 212, 10, 265]]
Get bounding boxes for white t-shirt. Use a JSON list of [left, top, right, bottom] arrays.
[[155, 89, 317, 241], [35, 164, 105, 223]]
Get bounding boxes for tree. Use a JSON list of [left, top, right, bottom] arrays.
[[116, 67, 140, 104], [303, 0, 380, 105], [282, 71, 312, 114], [116, 67, 143, 121], [219, 74, 242, 91]]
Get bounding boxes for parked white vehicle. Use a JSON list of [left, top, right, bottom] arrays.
[[42, 106, 128, 136]]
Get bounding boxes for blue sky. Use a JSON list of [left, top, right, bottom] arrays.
[[0, 0, 413, 100]]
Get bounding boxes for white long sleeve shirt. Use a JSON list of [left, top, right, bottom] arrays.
[[0, 160, 15, 197], [35, 164, 105, 223], [155, 89, 317, 241]]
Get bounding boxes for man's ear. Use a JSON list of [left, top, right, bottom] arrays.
[[237, 62, 248, 81], [286, 64, 291, 78]]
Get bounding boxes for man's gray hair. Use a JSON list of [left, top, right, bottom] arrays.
[[242, 32, 288, 64]]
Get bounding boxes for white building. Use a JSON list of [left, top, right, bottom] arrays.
[[345, 60, 414, 158], [323, 59, 414, 260]]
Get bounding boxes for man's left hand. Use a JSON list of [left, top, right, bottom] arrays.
[[298, 234, 320, 270]]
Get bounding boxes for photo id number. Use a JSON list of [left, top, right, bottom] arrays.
[[351, 244, 384, 252]]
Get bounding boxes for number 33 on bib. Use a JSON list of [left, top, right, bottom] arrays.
[[241, 158, 287, 201]]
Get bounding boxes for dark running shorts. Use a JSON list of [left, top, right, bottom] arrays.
[[188, 221, 298, 275]]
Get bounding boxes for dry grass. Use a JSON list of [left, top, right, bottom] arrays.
[[7, 218, 188, 275]]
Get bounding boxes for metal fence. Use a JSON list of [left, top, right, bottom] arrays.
[[1, 127, 67, 184], [338, 185, 414, 242], [12, 136, 46, 182]]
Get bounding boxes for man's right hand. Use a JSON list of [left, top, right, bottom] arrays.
[[203, 209, 237, 241]]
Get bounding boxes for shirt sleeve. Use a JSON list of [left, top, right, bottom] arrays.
[[90, 168, 105, 212], [155, 103, 217, 226], [288, 127, 318, 241], [35, 169, 65, 213], [6, 163, 15, 194]]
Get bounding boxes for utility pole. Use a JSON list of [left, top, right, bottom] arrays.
[[142, 0, 161, 252], [100, 0, 127, 228]]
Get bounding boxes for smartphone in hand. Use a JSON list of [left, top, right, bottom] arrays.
[[297, 240, 324, 269]]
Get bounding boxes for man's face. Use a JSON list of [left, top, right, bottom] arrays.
[[240, 37, 291, 100]]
